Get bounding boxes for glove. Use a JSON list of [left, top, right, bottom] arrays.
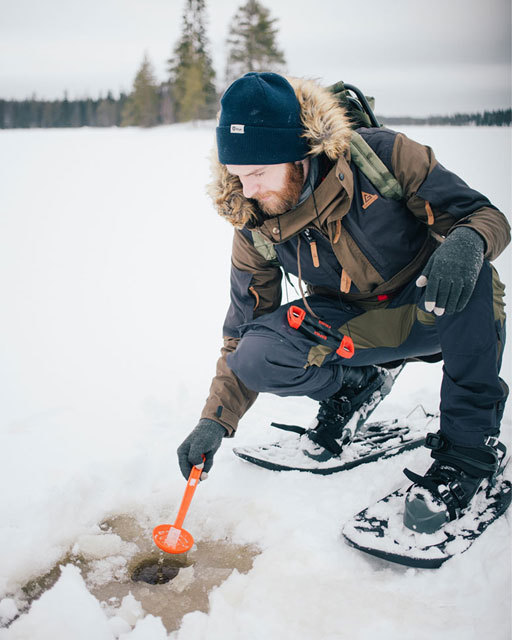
[[177, 418, 227, 480], [416, 227, 485, 316]]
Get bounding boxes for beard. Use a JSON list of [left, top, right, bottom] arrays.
[[252, 162, 305, 215]]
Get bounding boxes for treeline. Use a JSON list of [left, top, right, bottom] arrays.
[[0, 93, 129, 129], [380, 110, 511, 127], [2, 98, 510, 129], [1, 0, 285, 130]]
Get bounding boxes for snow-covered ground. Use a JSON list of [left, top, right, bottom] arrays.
[[0, 122, 510, 640]]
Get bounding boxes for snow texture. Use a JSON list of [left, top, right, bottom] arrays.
[[0, 123, 510, 639]]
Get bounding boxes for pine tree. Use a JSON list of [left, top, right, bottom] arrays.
[[159, 83, 175, 124], [225, 0, 286, 87], [122, 53, 160, 127], [97, 92, 118, 127], [168, 0, 217, 122]]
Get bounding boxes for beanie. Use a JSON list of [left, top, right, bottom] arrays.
[[216, 72, 310, 165]]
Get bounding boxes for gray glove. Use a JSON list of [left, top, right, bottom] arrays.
[[416, 227, 485, 316], [177, 418, 227, 480]]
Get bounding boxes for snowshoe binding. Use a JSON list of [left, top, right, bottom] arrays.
[[403, 431, 504, 533], [302, 365, 394, 462]]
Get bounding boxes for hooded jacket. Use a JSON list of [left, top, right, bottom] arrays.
[[200, 77, 510, 435]]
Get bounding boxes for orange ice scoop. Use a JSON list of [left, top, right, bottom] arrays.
[[152, 458, 204, 554]]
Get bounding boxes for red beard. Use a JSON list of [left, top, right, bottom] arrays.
[[254, 162, 305, 215]]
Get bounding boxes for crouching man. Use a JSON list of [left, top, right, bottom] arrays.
[[178, 72, 509, 534]]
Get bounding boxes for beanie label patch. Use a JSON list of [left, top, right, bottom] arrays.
[[230, 124, 245, 134]]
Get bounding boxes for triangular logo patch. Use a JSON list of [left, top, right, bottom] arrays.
[[362, 192, 378, 209]]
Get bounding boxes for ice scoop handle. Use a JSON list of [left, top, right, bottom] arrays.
[[174, 457, 204, 529]]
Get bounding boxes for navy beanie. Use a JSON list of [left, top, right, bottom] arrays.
[[216, 72, 310, 165]]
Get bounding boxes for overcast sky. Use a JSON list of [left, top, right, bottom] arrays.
[[1, 0, 510, 116]]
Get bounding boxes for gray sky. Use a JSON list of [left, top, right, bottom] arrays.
[[1, 0, 510, 116]]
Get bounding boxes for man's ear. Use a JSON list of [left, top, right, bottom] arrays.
[[297, 158, 310, 172]]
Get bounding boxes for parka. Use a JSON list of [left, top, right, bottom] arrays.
[[200, 77, 510, 436]]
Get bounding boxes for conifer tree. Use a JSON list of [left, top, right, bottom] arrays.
[[225, 0, 286, 87], [168, 0, 217, 122], [122, 53, 160, 127]]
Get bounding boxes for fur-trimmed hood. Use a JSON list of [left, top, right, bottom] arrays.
[[207, 77, 354, 228]]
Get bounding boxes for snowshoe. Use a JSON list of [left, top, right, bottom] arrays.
[[342, 436, 511, 568], [233, 404, 435, 474]]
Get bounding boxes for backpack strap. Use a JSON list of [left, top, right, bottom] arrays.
[[251, 229, 278, 263], [350, 131, 403, 201], [250, 229, 298, 294]]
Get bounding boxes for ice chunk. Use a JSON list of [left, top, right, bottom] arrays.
[[165, 526, 181, 548], [0, 597, 18, 624], [75, 533, 124, 559], [117, 592, 144, 627], [170, 565, 195, 593]]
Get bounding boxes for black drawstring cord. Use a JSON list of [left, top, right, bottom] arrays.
[[309, 168, 322, 230]]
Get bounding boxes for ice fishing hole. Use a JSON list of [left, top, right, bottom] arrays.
[[13, 515, 260, 634], [131, 556, 181, 585]]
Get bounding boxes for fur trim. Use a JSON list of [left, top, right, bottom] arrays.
[[208, 77, 353, 228], [289, 77, 352, 161]]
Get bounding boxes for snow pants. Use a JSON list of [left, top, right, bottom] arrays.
[[227, 262, 507, 447]]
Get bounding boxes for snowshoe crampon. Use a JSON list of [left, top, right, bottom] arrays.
[[342, 472, 511, 568], [233, 405, 436, 475]]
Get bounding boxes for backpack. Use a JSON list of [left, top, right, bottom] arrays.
[[328, 81, 403, 200], [251, 82, 403, 260]]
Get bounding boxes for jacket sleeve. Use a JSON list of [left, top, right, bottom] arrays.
[[200, 229, 282, 434], [391, 132, 510, 260]]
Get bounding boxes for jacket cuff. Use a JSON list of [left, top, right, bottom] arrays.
[[452, 208, 510, 261], [200, 400, 240, 437]]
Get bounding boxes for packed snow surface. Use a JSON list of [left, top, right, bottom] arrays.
[[0, 122, 510, 639]]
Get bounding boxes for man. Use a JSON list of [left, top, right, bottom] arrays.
[[178, 72, 509, 533]]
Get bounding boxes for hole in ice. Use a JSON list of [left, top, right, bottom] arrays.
[[131, 557, 180, 584], [11, 514, 259, 634]]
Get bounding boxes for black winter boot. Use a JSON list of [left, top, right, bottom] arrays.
[[403, 432, 503, 534], [302, 365, 395, 462]]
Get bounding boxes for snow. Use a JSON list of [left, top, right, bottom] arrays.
[[0, 122, 510, 640], [0, 601, 18, 627], [1, 565, 113, 640]]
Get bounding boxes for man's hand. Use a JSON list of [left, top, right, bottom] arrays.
[[177, 419, 227, 480], [416, 227, 485, 316]]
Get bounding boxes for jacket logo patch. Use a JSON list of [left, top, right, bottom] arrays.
[[230, 124, 245, 134], [362, 192, 378, 209]]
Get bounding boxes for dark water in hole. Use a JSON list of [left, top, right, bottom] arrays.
[[131, 557, 181, 584]]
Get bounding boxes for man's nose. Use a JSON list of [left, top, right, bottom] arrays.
[[242, 178, 259, 199]]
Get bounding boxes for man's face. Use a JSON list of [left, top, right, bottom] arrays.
[[226, 161, 307, 215]]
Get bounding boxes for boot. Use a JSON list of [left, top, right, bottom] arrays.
[[403, 431, 502, 534], [302, 365, 395, 461]]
